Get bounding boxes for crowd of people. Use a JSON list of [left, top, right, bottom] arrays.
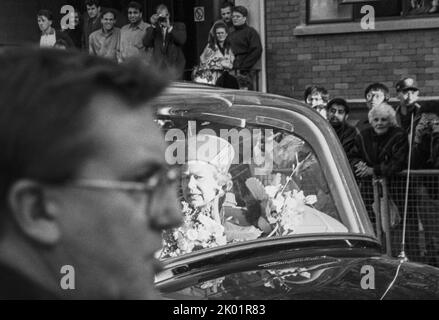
[[37, 0, 187, 78], [303, 78, 439, 174], [36, 1, 263, 87], [193, 2, 263, 90], [304, 78, 439, 265]]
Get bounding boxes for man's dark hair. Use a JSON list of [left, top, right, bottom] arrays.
[[101, 8, 117, 19], [327, 98, 350, 114], [364, 82, 390, 100], [85, 0, 100, 7], [37, 9, 53, 21], [127, 1, 143, 12], [304, 86, 329, 103], [232, 5, 248, 17], [0, 48, 168, 213], [221, 1, 234, 10]]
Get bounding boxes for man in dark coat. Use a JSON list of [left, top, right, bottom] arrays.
[[143, 4, 187, 79], [326, 98, 359, 156], [228, 6, 262, 89], [62, 10, 82, 49], [82, 0, 102, 51]]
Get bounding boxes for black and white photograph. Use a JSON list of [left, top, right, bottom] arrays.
[[0, 0, 439, 304]]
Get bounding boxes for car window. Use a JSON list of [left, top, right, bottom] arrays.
[[156, 115, 352, 260]]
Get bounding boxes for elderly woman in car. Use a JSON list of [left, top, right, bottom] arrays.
[[180, 134, 235, 223], [349, 103, 409, 178], [161, 134, 244, 257]]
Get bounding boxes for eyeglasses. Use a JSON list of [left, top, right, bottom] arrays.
[[373, 118, 389, 122], [64, 167, 180, 194]]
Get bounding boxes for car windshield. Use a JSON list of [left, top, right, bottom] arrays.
[[155, 101, 371, 260]]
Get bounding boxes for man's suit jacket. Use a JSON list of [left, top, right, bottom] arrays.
[[143, 22, 187, 78]]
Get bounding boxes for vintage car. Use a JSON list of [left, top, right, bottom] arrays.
[[153, 82, 439, 300]]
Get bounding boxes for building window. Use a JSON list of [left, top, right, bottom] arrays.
[[307, 0, 353, 23], [307, 0, 439, 24]]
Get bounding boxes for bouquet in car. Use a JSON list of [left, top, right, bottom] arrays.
[[161, 201, 227, 258], [246, 170, 317, 237]]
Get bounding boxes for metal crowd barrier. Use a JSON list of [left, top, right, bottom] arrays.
[[358, 170, 439, 267]]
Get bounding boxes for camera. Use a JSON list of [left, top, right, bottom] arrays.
[[157, 16, 167, 23]]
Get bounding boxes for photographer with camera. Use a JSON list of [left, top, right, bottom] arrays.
[[143, 4, 186, 79], [395, 77, 423, 134]]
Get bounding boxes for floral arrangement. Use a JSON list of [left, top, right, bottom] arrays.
[[202, 56, 225, 71], [193, 46, 233, 85], [160, 201, 227, 258], [246, 158, 317, 237], [264, 188, 317, 236]]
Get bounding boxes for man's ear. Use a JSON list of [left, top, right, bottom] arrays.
[[7, 180, 60, 245], [345, 114, 349, 121]]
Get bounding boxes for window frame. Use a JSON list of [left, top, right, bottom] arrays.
[[306, 0, 439, 25], [306, 0, 354, 25]]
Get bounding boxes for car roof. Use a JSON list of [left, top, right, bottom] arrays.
[[168, 82, 322, 119]]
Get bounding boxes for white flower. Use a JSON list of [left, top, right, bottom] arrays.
[[280, 208, 304, 233], [181, 201, 190, 213], [305, 195, 317, 205], [265, 185, 280, 198], [197, 229, 210, 242], [177, 237, 190, 252], [292, 190, 306, 202], [280, 211, 296, 231], [284, 195, 300, 211], [272, 194, 285, 213], [216, 235, 227, 246], [187, 229, 198, 241], [199, 214, 225, 236]]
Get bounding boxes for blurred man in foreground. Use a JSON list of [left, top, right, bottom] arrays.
[[0, 48, 182, 299]]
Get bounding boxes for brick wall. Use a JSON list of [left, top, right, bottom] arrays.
[[265, 0, 439, 102]]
